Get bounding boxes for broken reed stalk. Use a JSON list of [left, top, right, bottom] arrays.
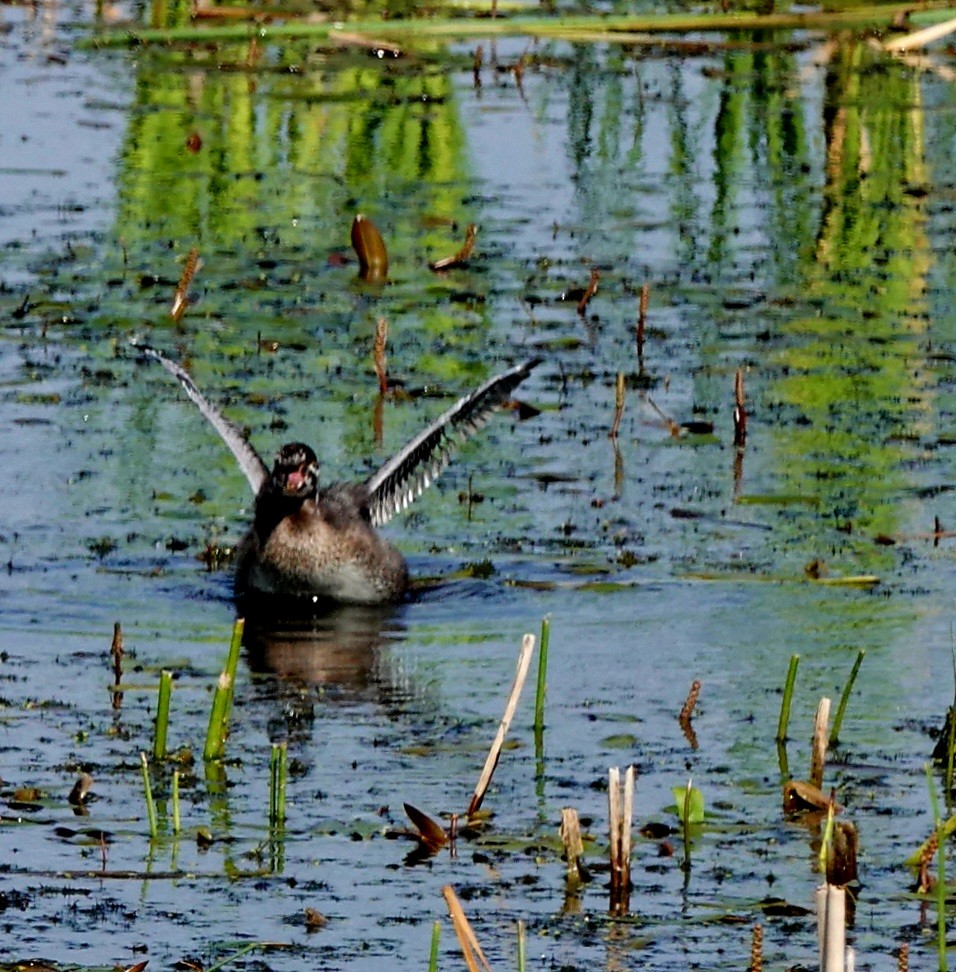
[[609, 372, 625, 439], [429, 223, 478, 271], [925, 762, 949, 972], [427, 920, 441, 972], [110, 621, 124, 709], [373, 317, 389, 395], [636, 283, 649, 366], [776, 653, 800, 743], [608, 765, 635, 916], [816, 883, 846, 972], [577, 267, 600, 315], [829, 650, 865, 746], [517, 919, 526, 972], [140, 752, 158, 840], [153, 670, 173, 760], [733, 367, 747, 447], [270, 742, 288, 826], [203, 618, 245, 762], [467, 632, 536, 818], [442, 885, 492, 972], [170, 246, 200, 322], [750, 923, 763, 972], [172, 769, 181, 834], [560, 807, 586, 883], [810, 697, 831, 790], [533, 615, 550, 740]]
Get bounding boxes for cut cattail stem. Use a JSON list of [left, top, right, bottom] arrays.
[[560, 807, 586, 883], [373, 317, 389, 395], [442, 885, 493, 972], [608, 765, 634, 916], [609, 372, 625, 439], [110, 621, 124, 710], [203, 618, 245, 762], [153, 670, 173, 761], [636, 283, 649, 366], [733, 367, 747, 447], [468, 633, 536, 818], [810, 697, 831, 790]]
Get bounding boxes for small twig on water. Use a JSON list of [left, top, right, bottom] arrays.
[[609, 372, 625, 439], [467, 633, 536, 818], [577, 267, 599, 316], [170, 247, 200, 322], [110, 621, 124, 710]]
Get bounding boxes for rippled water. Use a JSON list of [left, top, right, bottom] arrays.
[[2, 2, 956, 968]]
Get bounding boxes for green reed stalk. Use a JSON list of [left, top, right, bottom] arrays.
[[682, 779, 692, 872], [427, 920, 441, 972], [270, 742, 288, 825], [829, 650, 865, 746], [776, 654, 800, 743], [203, 618, 245, 762], [140, 752, 158, 840], [534, 615, 551, 738], [946, 709, 956, 798], [172, 769, 181, 834], [153, 670, 173, 760], [926, 762, 948, 972]]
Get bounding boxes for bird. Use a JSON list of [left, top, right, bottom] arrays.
[[134, 343, 540, 606]]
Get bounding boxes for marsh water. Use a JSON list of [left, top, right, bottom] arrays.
[[2, 0, 956, 968]]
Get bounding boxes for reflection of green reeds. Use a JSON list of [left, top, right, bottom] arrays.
[[90, 6, 956, 47], [203, 619, 245, 762], [776, 654, 800, 743], [140, 752, 158, 840], [926, 763, 948, 972], [829, 650, 865, 746], [153, 669, 173, 760], [172, 769, 181, 834], [270, 742, 288, 826]]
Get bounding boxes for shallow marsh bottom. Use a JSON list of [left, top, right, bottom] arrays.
[[2, 1, 956, 969]]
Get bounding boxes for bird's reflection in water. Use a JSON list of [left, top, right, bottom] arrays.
[[242, 598, 407, 690]]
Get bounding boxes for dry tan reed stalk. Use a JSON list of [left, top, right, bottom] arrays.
[[560, 807, 585, 881], [810, 697, 831, 790], [885, 15, 956, 50], [733, 368, 747, 447], [110, 621, 124, 709], [170, 247, 200, 322], [816, 883, 846, 972], [636, 283, 649, 363], [749, 923, 763, 972], [608, 765, 634, 915], [442, 885, 493, 972], [609, 372, 625, 439], [373, 317, 389, 395], [679, 679, 701, 725], [467, 633, 536, 818], [331, 30, 402, 54], [577, 268, 600, 315]]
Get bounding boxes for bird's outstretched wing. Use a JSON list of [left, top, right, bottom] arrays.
[[365, 358, 541, 527], [133, 341, 269, 495]]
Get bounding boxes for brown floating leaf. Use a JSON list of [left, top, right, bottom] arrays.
[[404, 802, 448, 852], [351, 214, 388, 282], [430, 223, 478, 271], [782, 779, 841, 814], [304, 907, 328, 930], [68, 773, 93, 806]]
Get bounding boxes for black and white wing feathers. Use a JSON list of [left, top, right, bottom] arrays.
[[365, 358, 541, 527], [134, 341, 269, 495]]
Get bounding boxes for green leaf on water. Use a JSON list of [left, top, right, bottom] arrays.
[[601, 733, 638, 749], [671, 785, 705, 824]]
